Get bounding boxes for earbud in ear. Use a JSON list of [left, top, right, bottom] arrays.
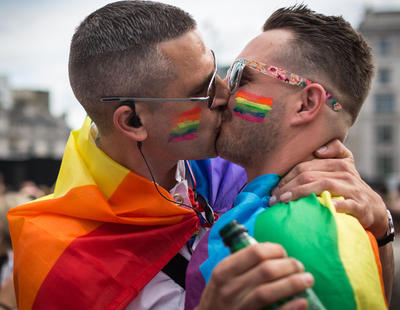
[[119, 101, 142, 128], [130, 114, 142, 128]]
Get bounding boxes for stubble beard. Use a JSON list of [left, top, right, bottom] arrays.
[[216, 109, 281, 169]]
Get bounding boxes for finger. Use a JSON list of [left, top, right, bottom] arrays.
[[333, 199, 373, 228], [242, 272, 314, 310], [274, 172, 352, 203], [314, 139, 354, 160], [212, 243, 287, 281], [276, 158, 357, 191], [223, 257, 305, 298]]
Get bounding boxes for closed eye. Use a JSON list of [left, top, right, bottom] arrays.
[[239, 70, 252, 86], [189, 71, 214, 97]]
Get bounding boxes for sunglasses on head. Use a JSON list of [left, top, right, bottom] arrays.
[[227, 58, 342, 112], [101, 50, 217, 109]]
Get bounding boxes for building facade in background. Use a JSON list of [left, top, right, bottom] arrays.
[[346, 9, 400, 187], [8, 89, 69, 160], [0, 77, 70, 188]]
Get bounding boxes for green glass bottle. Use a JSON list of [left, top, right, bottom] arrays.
[[219, 220, 326, 310]]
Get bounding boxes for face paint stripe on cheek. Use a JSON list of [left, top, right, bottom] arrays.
[[233, 90, 273, 123], [168, 107, 201, 142], [236, 90, 272, 105]]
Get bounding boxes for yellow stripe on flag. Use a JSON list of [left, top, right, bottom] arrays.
[[318, 192, 387, 309], [54, 117, 129, 199]]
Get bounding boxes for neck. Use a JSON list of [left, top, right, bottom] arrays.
[[99, 135, 179, 191], [245, 111, 345, 182], [245, 133, 319, 183]]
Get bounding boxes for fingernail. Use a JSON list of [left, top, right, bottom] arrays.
[[296, 260, 304, 271], [316, 145, 328, 153], [301, 273, 314, 286], [269, 195, 277, 206], [279, 191, 292, 202]]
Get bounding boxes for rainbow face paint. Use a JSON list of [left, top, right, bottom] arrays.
[[233, 90, 273, 123], [169, 107, 201, 142]]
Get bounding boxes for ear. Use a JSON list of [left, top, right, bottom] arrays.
[[113, 105, 148, 142], [290, 84, 326, 126]]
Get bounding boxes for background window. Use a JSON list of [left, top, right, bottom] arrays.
[[378, 68, 390, 84], [375, 94, 395, 113], [376, 155, 393, 176], [376, 125, 393, 144], [379, 38, 390, 55]]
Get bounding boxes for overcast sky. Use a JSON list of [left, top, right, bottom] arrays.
[[1, 0, 400, 129]]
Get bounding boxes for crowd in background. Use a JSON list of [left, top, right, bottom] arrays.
[[0, 175, 51, 310]]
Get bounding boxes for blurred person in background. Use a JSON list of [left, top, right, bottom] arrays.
[[0, 176, 46, 310]]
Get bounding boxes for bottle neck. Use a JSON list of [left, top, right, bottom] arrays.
[[229, 233, 257, 253]]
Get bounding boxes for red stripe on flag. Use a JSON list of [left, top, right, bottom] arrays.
[[32, 215, 199, 310]]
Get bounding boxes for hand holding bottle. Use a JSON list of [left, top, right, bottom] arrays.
[[195, 222, 315, 310]]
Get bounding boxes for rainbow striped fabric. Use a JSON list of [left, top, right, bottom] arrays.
[[8, 117, 201, 310], [185, 174, 387, 310], [233, 90, 273, 123], [169, 107, 201, 142]]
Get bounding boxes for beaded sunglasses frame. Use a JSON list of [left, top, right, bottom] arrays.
[[228, 58, 342, 112]]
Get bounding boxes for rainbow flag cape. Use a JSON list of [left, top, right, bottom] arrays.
[[185, 174, 387, 310], [8, 117, 202, 310]]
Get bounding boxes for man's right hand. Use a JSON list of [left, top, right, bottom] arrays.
[[195, 243, 313, 310]]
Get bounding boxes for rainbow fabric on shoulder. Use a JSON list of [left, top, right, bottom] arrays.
[[7, 117, 202, 310], [185, 174, 387, 310]]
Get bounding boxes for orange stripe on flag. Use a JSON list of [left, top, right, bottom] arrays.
[[366, 231, 388, 308], [9, 186, 102, 310]]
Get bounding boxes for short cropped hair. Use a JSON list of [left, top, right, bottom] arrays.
[[263, 5, 374, 124], [69, 0, 196, 133]]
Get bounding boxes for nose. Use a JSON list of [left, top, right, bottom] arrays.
[[210, 74, 229, 110]]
